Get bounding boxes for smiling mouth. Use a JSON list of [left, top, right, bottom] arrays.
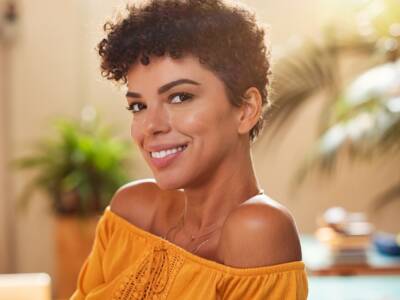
[[149, 144, 188, 159]]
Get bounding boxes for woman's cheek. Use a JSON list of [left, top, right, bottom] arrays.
[[176, 109, 211, 136], [130, 121, 141, 143]]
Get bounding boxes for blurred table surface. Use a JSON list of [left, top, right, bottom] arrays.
[[301, 234, 400, 276], [308, 275, 400, 300]]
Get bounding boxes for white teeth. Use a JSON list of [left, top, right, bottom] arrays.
[[150, 145, 186, 158]]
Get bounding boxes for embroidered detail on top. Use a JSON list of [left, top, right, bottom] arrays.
[[113, 242, 185, 300]]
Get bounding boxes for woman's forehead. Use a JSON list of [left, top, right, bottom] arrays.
[[127, 54, 202, 76], [126, 54, 220, 91]]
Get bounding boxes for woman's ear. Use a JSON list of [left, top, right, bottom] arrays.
[[237, 87, 262, 136]]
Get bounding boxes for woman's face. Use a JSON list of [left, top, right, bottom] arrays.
[[126, 54, 242, 190]]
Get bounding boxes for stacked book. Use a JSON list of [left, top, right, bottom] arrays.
[[314, 206, 375, 265]]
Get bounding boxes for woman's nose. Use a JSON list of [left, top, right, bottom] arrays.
[[142, 104, 171, 136]]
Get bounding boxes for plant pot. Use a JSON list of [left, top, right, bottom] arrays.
[[54, 214, 100, 299]]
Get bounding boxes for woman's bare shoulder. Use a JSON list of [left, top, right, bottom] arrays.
[[220, 195, 302, 268], [109, 178, 162, 230]]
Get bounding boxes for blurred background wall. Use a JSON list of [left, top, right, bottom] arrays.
[[0, 28, 10, 272], [0, 0, 399, 295]]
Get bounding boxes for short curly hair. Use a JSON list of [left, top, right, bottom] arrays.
[[98, 0, 271, 142]]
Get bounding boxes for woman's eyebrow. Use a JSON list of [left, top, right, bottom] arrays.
[[126, 78, 200, 98]]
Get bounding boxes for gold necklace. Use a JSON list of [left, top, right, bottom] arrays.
[[162, 189, 264, 254]]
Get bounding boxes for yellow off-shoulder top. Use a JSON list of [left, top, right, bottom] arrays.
[[71, 206, 309, 299]]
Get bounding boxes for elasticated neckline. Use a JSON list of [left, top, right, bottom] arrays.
[[105, 206, 306, 276]]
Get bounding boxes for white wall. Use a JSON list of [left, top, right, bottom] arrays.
[[0, 39, 13, 273], [0, 0, 18, 272], [3, 0, 84, 278], [1, 0, 134, 280]]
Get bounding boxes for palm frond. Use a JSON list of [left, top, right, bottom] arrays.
[[264, 2, 400, 211], [263, 33, 377, 141], [369, 183, 400, 213]]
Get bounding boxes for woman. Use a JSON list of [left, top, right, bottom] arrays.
[[72, 0, 308, 299]]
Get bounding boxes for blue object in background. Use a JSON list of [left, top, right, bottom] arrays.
[[373, 232, 400, 256]]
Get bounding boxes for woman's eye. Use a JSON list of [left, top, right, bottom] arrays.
[[169, 92, 193, 104], [126, 102, 146, 113]]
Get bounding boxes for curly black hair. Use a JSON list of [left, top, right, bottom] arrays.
[[98, 0, 271, 142]]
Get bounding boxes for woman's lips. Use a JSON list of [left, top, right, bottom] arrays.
[[148, 145, 187, 169]]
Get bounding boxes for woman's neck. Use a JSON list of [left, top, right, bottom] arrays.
[[181, 149, 261, 234]]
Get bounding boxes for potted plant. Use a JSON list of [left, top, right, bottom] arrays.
[[13, 107, 133, 298]]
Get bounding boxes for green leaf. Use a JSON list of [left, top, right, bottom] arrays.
[[13, 110, 134, 217]]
